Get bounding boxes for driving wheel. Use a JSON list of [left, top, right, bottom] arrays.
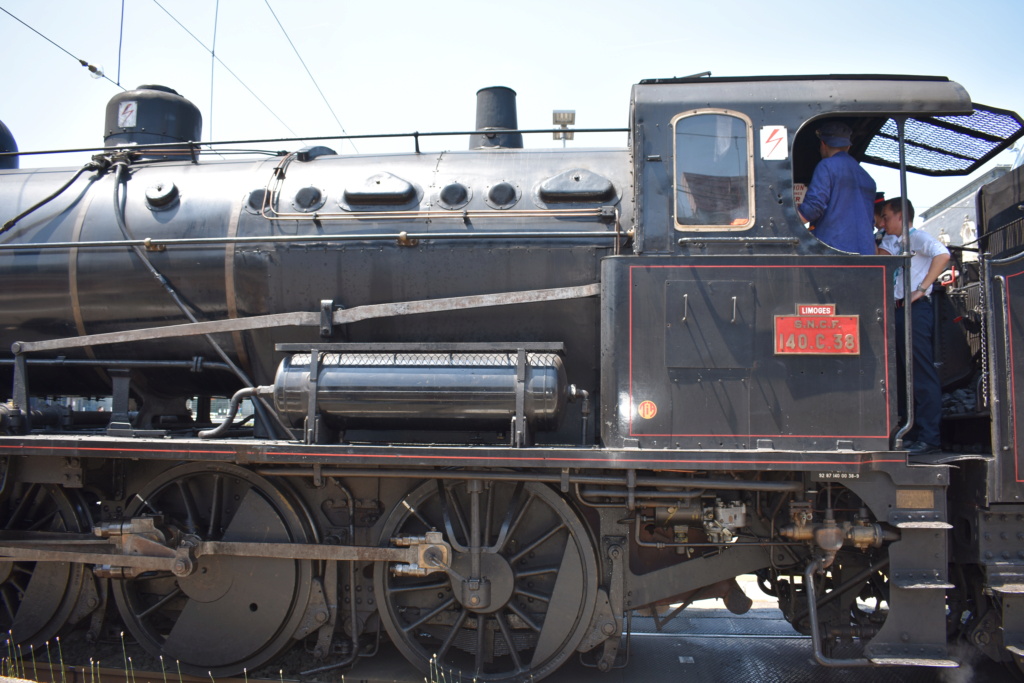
[[111, 463, 315, 677], [375, 479, 598, 682], [0, 483, 90, 648]]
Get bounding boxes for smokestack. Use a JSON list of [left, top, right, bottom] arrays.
[[471, 86, 523, 149]]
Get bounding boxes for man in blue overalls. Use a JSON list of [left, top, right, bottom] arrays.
[[798, 121, 877, 255]]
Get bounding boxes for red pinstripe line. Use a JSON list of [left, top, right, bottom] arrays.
[[627, 263, 889, 439], [1008, 271, 1022, 482], [883, 269, 891, 436], [0, 444, 236, 455], [635, 264, 886, 270], [630, 433, 885, 439], [0, 443, 903, 466], [629, 265, 635, 436]]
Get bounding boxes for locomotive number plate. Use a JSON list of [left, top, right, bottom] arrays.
[[774, 309, 860, 355]]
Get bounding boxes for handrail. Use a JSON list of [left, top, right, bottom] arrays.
[[11, 283, 601, 354], [895, 117, 915, 448], [0, 127, 631, 160], [0, 228, 621, 252], [994, 275, 1013, 456]]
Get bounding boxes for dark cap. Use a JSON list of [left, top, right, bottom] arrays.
[[874, 191, 886, 204], [816, 121, 852, 148]]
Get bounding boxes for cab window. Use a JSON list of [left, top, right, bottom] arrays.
[[673, 110, 754, 230]]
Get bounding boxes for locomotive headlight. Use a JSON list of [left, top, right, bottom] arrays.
[[552, 110, 576, 125], [553, 110, 576, 142]]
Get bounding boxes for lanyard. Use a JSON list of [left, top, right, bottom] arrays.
[[893, 228, 916, 286]]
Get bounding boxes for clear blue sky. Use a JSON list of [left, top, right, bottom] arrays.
[[3, 0, 1023, 210]]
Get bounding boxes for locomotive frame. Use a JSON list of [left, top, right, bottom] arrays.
[[0, 74, 1022, 681]]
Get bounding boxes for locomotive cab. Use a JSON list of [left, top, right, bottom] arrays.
[[604, 75, 1021, 455]]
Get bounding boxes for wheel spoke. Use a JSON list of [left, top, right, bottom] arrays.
[[437, 481, 466, 550], [207, 474, 223, 538], [26, 508, 59, 532], [401, 596, 456, 633], [176, 480, 201, 534], [4, 484, 39, 530], [495, 609, 524, 672], [509, 522, 566, 563], [484, 484, 495, 548], [9, 574, 26, 594], [401, 498, 433, 530], [435, 608, 468, 661], [491, 483, 529, 553], [132, 491, 157, 515], [506, 600, 542, 632], [475, 614, 485, 675], [136, 585, 183, 620], [514, 565, 559, 579], [446, 486, 471, 547], [1, 586, 17, 621], [386, 579, 450, 595], [515, 587, 551, 603], [436, 481, 471, 557]]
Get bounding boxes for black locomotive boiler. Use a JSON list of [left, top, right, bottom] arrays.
[[0, 75, 1023, 681]]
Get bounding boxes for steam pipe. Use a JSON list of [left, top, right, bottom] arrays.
[[804, 557, 872, 667], [1, 161, 100, 234], [198, 386, 273, 439]]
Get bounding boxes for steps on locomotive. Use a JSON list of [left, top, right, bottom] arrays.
[[864, 520, 957, 667]]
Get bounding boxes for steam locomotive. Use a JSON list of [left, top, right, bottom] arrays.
[[0, 73, 1022, 681]]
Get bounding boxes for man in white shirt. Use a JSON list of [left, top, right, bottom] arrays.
[[877, 197, 950, 455]]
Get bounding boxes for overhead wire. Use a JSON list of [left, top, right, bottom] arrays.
[[209, 0, 219, 141], [117, 0, 125, 85], [0, 5, 125, 90], [263, 0, 358, 153], [150, 0, 302, 139], [207, 1, 227, 161], [5, 2, 339, 153]]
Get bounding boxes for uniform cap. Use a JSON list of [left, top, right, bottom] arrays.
[[816, 121, 852, 148]]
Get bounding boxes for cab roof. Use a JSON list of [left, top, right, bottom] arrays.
[[633, 74, 1024, 176]]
